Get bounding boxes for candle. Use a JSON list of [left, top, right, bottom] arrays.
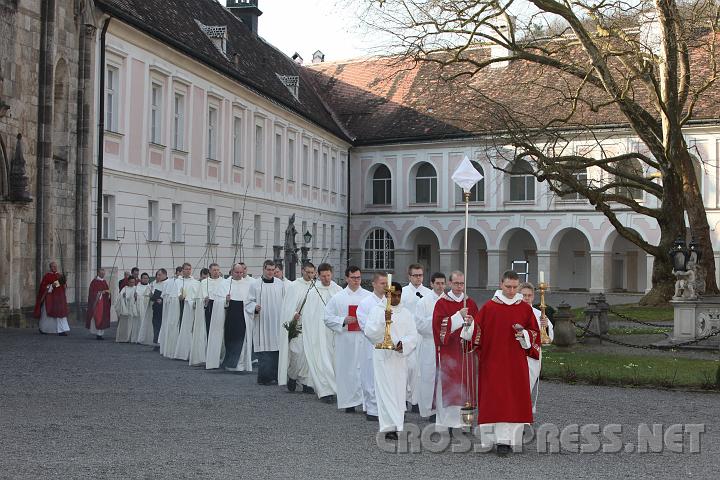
[[387, 273, 392, 286], [539, 271, 545, 284]]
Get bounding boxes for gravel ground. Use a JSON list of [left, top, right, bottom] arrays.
[[1, 327, 718, 480]]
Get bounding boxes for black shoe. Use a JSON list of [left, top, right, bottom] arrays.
[[152, 345, 160, 351], [410, 404, 420, 413], [385, 432, 398, 441], [302, 386, 315, 394], [427, 414, 436, 423], [38, 329, 47, 335], [287, 378, 297, 392], [59, 332, 68, 336], [345, 407, 355, 413], [320, 395, 334, 404], [496, 444, 512, 457], [366, 414, 378, 422], [96, 335, 103, 340]]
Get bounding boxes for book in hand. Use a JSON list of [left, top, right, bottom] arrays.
[[348, 305, 360, 332]]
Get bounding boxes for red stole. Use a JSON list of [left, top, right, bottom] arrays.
[[472, 299, 541, 425], [33, 272, 69, 319], [431, 295, 480, 407], [87, 278, 111, 330]]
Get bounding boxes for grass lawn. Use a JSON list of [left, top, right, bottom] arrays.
[[570, 304, 674, 323], [541, 347, 720, 390]]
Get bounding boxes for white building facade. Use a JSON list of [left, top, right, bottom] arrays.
[[91, 2, 350, 287]]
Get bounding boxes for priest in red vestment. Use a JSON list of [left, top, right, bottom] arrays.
[[87, 268, 112, 340], [463, 270, 541, 456], [34, 261, 70, 335], [432, 270, 479, 430]]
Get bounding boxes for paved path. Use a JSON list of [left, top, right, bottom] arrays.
[[0, 328, 718, 479]]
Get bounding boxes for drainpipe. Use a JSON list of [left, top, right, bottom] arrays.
[[96, 18, 111, 272], [346, 147, 351, 269], [35, 0, 56, 290]]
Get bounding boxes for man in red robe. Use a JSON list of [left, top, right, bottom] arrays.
[[34, 261, 70, 335], [464, 270, 541, 456], [87, 268, 112, 340], [432, 270, 479, 430]]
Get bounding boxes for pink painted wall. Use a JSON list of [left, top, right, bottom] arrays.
[[191, 86, 205, 179], [129, 59, 146, 165]]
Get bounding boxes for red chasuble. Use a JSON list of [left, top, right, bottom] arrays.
[[86, 278, 111, 330], [469, 299, 541, 425], [33, 272, 69, 319], [432, 295, 480, 407]]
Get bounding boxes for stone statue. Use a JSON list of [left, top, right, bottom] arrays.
[[284, 214, 299, 280], [673, 249, 698, 300], [9, 134, 31, 203]]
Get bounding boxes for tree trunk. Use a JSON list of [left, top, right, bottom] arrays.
[[640, 165, 686, 305], [677, 147, 719, 294]]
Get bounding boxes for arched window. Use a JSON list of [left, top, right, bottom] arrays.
[[364, 228, 395, 270], [372, 164, 391, 205], [613, 159, 643, 200], [509, 159, 535, 201], [415, 162, 437, 204], [457, 161, 485, 202], [53, 59, 69, 162]]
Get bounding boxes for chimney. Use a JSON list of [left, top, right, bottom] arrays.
[[227, 0, 262, 35], [312, 50, 325, 64]]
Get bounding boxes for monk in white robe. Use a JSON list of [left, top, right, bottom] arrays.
[[365, 281, 418, 438], [173, 264, 200, 360], [116, 277, 141, 343], [206, 264, 253, 370], [400, 264, 432, 409], [413, 272, 446, 419], [324, 266, 370, 411], [301, 262, 342, 401], [278, 262, 316, 392], [159, 267, 182, 357], [519, 282, 555, 414], [135, 273, 153, 344], [245, 260, 286, 384], [356, 273, 388, 421], [190, 265, 222, 366]]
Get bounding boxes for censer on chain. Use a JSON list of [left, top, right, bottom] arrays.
[[375, 273, 396, 350]]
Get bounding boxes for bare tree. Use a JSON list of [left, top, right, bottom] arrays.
[[357, 0, 720, 304]]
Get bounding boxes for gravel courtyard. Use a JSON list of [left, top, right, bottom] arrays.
[[0, 327, 717, 479]]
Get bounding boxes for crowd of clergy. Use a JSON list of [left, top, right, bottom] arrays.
[[34, 259, 554, 456]]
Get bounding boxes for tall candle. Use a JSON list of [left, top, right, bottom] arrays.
[[387, 273, 392, 286], [539, 271, 545, 284]]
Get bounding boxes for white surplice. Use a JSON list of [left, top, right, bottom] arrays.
[[115, 286, 141, 343], [172, 277, 200, 360], [324, 285, 371, 409], [528, 306, 554, 413], [244, 277, 286, 352], [365, 303, 418, 432], [413, 289, 441, 417], [135, 283, 153, 344], [400, 283, 432, 404], [189, 277, 224, 366], [206, 277, 253, 370], [139, 280, 164, 345], [356, 292, 386, 416], [299, 281, 341, 398], [278, 278, 314, 387], [159, 277, 182, 357]]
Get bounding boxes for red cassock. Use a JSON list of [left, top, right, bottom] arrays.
[[432, 295, 480, 407], [86, 278, 111, 330], [468, 300, 541, 425], [33, 272, 69, 319]]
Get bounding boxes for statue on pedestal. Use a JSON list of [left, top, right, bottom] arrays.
[[671, 236, 701, 300], [284, 214, 299, 280]]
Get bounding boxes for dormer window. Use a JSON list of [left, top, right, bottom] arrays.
[[276, 74, 299, 100], [196, 20, 228, 56]]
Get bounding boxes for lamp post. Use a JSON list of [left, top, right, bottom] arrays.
[[300, 230, 312, 266]]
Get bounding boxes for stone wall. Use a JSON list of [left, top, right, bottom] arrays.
[[0, 0, 93, 327]]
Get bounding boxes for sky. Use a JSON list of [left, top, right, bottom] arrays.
[[244, 0, 378, 62]]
